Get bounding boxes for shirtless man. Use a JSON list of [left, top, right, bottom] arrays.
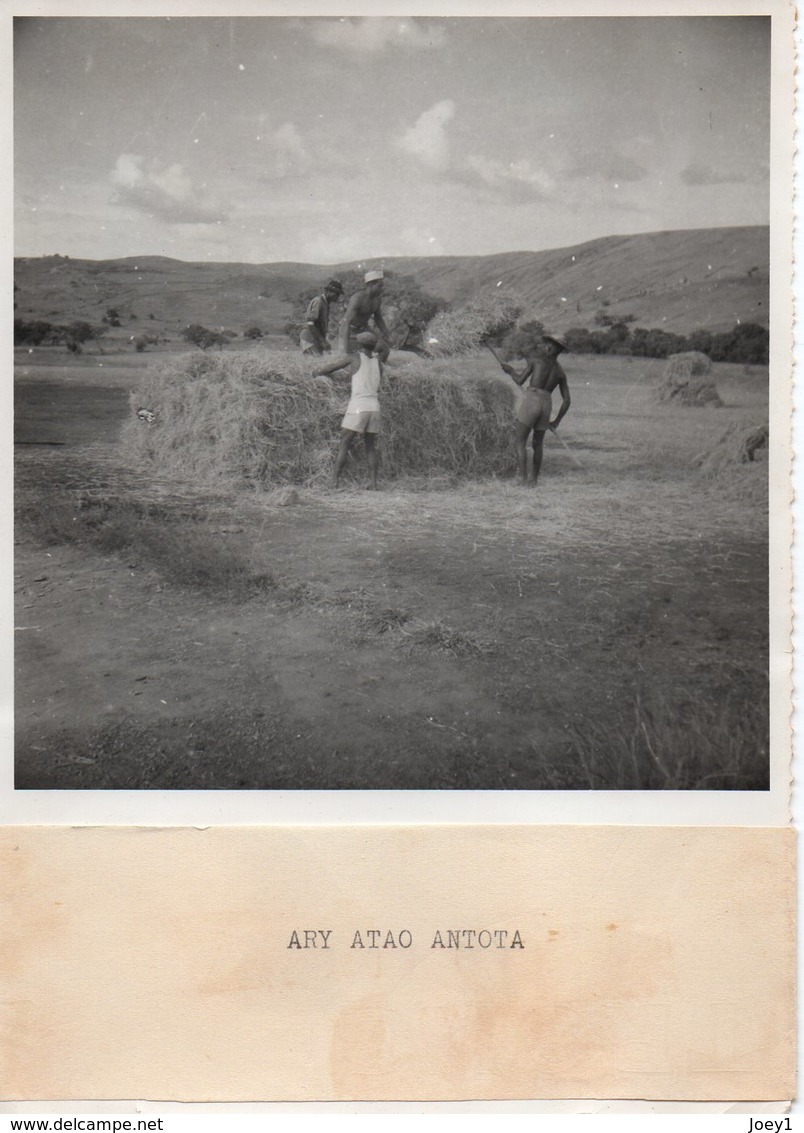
[[316, 331, 386, 489], [324, 270, 392, 373], [299, 278, 343, 355], [501, 333, 571, 485]]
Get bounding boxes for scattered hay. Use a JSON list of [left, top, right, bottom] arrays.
[[121, 349, 517, 488], [423, 288, 523, 356], [402, 619, 494, 657], [266, 486, 301, 507], [657, 351, 722, 407]]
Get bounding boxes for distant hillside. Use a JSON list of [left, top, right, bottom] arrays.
[[14, 226, 768, 341]]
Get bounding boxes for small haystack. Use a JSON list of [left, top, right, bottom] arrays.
[[657, 351, 722, 407], [423, 288, 523, 357], [121, 349, 516, 489], [696, 422, 769, 506], [696, 423, 769, 475]]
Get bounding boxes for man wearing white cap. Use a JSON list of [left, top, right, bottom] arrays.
[[501, 333, 571, 485], [325, 270, 392, 372]]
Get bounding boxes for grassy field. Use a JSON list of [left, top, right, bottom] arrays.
[[14, 346, 769, 790]]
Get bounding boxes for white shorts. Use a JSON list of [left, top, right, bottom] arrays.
[[341, 410, 380, 434]]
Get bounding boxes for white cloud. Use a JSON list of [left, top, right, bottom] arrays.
[[459, 155, 555, 201], [310, 18, 445, 53], [396, 100, 455, 171], [680, 161, 752, 186], [111, 154, 226, 224], [395, 102, 553, 203], [564, 149, 649, 183]]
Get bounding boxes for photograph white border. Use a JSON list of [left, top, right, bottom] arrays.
[[2, 0, 794, 830]]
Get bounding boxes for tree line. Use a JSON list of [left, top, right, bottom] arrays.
[[14, 318, 99, 353], [14, 272, 769, 366], [558, 320, 769, 365]]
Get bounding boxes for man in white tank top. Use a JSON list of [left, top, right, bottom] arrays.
[[317, 331, 385, 489]]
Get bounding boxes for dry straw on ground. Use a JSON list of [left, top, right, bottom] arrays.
[[657, 351, 723, 407], [121, 349, 516, 488]]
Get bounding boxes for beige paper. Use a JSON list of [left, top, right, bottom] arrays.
[[1, 825, 794, 1102]]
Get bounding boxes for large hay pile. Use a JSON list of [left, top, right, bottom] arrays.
[[657, 351, 722, 407], [382, 358, 514, 478], [121, 351, 340, 487], [423, 288, 523, 356], [121, 349, 516, 488]]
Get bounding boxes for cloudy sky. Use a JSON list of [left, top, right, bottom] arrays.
[[14, 15, 770, 264]]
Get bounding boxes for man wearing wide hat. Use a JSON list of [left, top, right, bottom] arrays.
[[501, 332, 572, 486]]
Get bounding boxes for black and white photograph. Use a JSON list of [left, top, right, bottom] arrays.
[[11, 11, 784, 795]]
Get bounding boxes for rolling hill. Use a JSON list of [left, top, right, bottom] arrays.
[[14, 225, 768, 341]]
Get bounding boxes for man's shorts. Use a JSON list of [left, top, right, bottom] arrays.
[[342, 410, 381, 434], [300, 329, 323, 354], [516, 388, 552, 432]]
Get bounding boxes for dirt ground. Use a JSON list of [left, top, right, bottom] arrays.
[[14, 349, 769, 790]]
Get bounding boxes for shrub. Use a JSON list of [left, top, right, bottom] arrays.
[[499, 319, 545, 360], [121, 350, 516, 488], [15, 319, 57, 346], [182, 324, 225, 350], [630, 327, 687, 359], [563, 326, 598, 354], [133, 333, 160, 352], [708, 322, 769, 365]]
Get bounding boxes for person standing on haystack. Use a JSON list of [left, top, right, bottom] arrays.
[[316, 331, 387, 490], [324, 270, 393, 372], [501, 333, 571, 486], [299, 278, 344, 355]]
